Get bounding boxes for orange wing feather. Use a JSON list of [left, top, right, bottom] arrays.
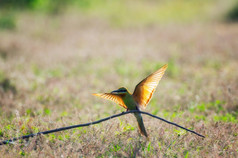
[[92, 93, 128, 109], [133, 64, 168, 109]]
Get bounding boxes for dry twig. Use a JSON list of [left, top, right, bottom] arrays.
[[0, 110, 205, 145]]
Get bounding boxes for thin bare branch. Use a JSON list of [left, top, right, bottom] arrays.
[[0, 110, 205, 145]]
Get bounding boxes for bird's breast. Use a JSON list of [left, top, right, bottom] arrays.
[[122, 94, 138, 110]]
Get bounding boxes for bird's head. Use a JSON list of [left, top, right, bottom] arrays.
[[111, 87, 128, 95]]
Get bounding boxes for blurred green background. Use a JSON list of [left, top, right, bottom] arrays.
[[0, 0, 237, 30], [0, 0, 238, 157]]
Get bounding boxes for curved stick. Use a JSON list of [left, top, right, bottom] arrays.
[[0, 110, 205, 145]]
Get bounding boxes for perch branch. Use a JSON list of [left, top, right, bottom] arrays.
[[0, 110, 205, 145]]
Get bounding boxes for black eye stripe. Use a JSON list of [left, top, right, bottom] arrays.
[[111, 89, 127, 93], [118, 90, 127, 92]]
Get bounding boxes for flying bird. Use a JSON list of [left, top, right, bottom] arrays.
[[93, 64, 168, 137]]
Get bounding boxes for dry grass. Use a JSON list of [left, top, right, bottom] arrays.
[[0, 12, 238, 157]]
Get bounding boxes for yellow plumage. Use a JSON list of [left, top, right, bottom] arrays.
[[93, 64, 168, 137], [133, 64, 168, 109]]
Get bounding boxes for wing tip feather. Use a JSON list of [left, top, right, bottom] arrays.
[[92, 93, 101, 96], [161, 64, 168, 70]]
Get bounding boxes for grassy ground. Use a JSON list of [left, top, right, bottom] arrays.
[[0, 1, 238, 157]]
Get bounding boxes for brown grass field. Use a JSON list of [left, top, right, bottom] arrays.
[[0, 1, 238, 157]]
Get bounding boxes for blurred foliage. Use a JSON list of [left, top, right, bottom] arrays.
[[226, 1, 238, 21], [0, 71, 16, 94], [73, 0, 216, 26], [0, 14, 16, 30], [31, 0, 70, 14], [0, 0, 35, 8], [0, 0, 236, 27], [0, 0, 69, 14]]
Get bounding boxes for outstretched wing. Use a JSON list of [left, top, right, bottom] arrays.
[[133, 64, 168, 109], [92, 93, 127, 109]]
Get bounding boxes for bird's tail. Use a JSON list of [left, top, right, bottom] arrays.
[[134, 113, 148, 137]]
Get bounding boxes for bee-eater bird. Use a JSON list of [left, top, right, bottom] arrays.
[[93, 64, 168, 137]]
